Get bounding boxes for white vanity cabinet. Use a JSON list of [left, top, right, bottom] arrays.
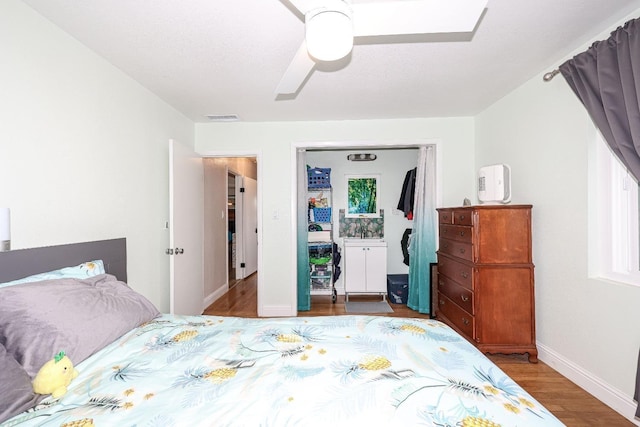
[[344, 240, 387, 300]]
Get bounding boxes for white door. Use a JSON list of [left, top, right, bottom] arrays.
[[345, 245, 367, 294], [235, 175, 244, 280], [235, 176, 258, 279], [366, 246, 387, 292], [242, 177, 258, 277], [169, 139, 204, 315]]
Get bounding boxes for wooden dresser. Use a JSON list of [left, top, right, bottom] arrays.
[[435, 205, 537, 362]]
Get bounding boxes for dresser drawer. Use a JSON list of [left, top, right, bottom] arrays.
[[437, 255, 474, 290], [438, 294, 475, 339], [439, 224, 472, 244], [439, 238, 473, 262], [438, 275, 474, 314], [453, 210, 473, 226], [438, 210, 453, 224]]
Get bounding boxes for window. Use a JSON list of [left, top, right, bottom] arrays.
[[593, 131, 640, 286]]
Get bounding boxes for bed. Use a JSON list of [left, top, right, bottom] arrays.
[[0, 239, 565, 426]]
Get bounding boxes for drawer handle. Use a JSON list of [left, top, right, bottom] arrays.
[[459, 215, 465, 220], [443, 243, 449, 249], [460, 295, 469, 302], [460, 271, 468, 279], [439, 300, 445, 306], [459, 231, 465, 237], [459, 248, 465, 254], [443, 229, 448, 234], [439, 280, 445, 286], [462, 318, 470, 326]]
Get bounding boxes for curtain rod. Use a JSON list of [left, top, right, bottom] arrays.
[[543, 69, 560, 82]]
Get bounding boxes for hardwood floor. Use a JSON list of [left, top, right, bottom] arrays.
[[204, 275, 634, 426]]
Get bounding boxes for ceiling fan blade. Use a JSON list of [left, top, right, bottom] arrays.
[[275, 41, 316, 95], [285, 0, 319, 15], [352, 0, 488, 37]]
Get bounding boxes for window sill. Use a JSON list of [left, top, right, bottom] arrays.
[[590, 273, 640, 289]]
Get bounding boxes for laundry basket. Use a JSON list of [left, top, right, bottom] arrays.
[[312, 207, 332, 223], [307, 168, 331, 188]]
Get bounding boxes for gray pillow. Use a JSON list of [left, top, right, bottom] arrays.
[[0, 274, 160, 378], [0, 343, 41, 423]]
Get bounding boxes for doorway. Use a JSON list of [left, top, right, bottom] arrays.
[[202, 156, 259, 311], [292, 141, 442, 315]]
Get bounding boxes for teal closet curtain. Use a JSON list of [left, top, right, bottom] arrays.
[[296, 149, 311, 311], [407, 146, 437, 314]]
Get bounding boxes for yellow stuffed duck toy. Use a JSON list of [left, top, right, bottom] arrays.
[[32, 351, 79, 398]]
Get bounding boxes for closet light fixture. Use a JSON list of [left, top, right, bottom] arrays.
[[347, 153, 377, 161], [0, 208, 10, 252]]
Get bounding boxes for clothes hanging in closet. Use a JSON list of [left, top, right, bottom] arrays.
[[401, 228, 412, 266], [397, 167, 416, 219]]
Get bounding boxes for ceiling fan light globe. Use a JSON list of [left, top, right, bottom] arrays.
[[306, 10, 353, 62]]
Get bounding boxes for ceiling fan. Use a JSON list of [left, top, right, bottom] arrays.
[[275, 0, 488, 96]]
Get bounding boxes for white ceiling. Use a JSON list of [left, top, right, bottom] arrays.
[[21, 0, 640, 122]]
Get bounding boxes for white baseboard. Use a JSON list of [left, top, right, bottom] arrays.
[[258, 305, 295, 317], [537, 342, 640, 426], [202, 284, 229, 312]]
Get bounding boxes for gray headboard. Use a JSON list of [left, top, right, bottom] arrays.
[[0, 238, 127, 283]]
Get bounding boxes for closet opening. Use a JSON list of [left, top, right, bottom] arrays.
[[293, 142, 441, 314]]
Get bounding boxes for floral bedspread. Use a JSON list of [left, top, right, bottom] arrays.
[[4, 315, 564, 426]]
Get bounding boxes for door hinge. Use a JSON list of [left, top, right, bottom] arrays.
[[240, 262, 246, 268], [240, 187, 245, 193]]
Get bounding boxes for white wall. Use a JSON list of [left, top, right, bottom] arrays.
[[196, 119, 475, 314], [475, 8, 640, 423], [0, 0, 194, 311]]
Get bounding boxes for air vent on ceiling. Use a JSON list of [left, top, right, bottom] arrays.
[[205, 114, 240, 122]]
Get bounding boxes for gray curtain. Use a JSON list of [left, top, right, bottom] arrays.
[[559, 17, 640, 181], [560, 17, 640, 418]]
